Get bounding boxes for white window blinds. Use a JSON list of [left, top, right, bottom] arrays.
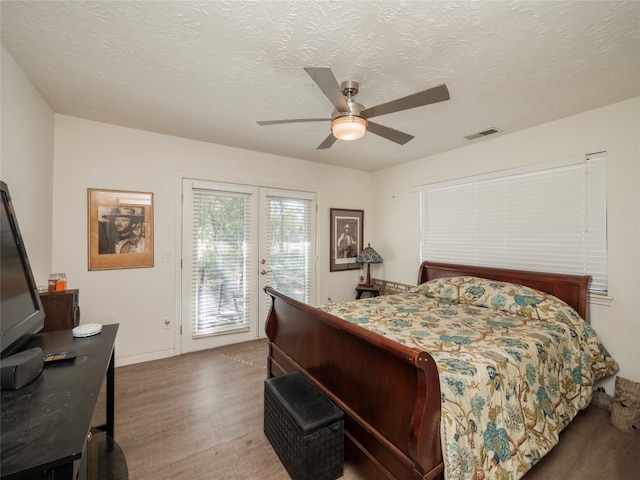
[[264, 193, 314, 304], [417, 153, 607, 293], [191, 185, 253, 336]]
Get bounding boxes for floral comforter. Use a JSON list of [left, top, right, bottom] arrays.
[[319, 276, 618, 480]]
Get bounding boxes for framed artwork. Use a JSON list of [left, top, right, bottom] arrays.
[[88, 188, 154, 270], [330, 208, 363, 272]]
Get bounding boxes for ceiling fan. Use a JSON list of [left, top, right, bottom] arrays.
[[257, 66, 450, 150]]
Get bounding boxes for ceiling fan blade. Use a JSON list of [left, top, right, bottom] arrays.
[[367, 121, 414, 145], [317, 133, 337, 150], [361, 84, 450, 119], [304, 66, 349, 112], [257, 118, 330, 126]]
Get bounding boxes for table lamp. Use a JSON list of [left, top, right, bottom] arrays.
[[356, 244, 383, 287]]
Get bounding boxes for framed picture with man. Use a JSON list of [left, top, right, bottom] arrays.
[[88, 188, 154, 270], [330, 208, 363, 272]]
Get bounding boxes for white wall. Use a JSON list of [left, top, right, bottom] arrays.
[[53, 116, 372, 365], [0, 45, 54, 282], [371, 97, 640, 390]]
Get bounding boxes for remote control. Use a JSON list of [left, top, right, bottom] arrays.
[[43, 351, 76, 363]]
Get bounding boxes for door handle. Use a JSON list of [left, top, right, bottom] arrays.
[[260, 269, 272, 275]]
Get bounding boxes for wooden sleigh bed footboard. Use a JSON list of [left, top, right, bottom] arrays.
[[264, 261, 590, 480], [264, 286, 444, 480]]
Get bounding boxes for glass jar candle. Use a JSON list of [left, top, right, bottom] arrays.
[[48, 273, 67, 293]]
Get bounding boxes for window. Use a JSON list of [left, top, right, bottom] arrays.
[[417, 153, 607, 293]]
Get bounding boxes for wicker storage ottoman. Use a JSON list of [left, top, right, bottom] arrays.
[[264, 372, 344, 480]]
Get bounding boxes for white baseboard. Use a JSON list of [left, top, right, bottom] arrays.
[[115, 348, 175, 367]]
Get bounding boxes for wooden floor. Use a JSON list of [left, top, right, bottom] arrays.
[[98, 338, 640, 480]]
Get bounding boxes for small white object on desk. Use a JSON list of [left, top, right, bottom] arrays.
[[72, 323, 102, 338]]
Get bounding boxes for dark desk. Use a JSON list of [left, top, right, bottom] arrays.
[[1, 324, 123, 480]]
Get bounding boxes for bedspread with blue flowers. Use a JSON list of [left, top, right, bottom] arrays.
[[319, 276, 618, 480]]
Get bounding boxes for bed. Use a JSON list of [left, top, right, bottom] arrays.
[[264, 261, 618, 480]]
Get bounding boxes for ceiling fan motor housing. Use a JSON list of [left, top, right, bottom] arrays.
[[332, 102, 365, 119]]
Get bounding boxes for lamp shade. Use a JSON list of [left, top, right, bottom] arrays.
[[356, 244, 383, 265], [331, 116, 368, 141]]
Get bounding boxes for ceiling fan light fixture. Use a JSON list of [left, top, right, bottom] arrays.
[[331, 115, 368, 141]]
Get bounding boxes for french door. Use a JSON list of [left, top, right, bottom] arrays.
[[181, 179, 316, 353]]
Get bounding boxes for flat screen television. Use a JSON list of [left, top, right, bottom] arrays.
[[0, 180, 45, 359]]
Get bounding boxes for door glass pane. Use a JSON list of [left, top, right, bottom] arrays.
[[265, 195, 313, 303], [191, 188, 251, 336]]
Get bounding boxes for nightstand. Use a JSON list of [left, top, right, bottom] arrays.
[[355, 285, 380, 299], [39, 289, 80, 332]]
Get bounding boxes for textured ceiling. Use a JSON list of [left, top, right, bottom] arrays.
[[1, 1, 639, 172]]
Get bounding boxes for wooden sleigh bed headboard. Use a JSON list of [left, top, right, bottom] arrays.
[[264, 262, 592, 480]]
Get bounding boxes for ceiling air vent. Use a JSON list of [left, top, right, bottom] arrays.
[[465, 128, 502, 140]]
